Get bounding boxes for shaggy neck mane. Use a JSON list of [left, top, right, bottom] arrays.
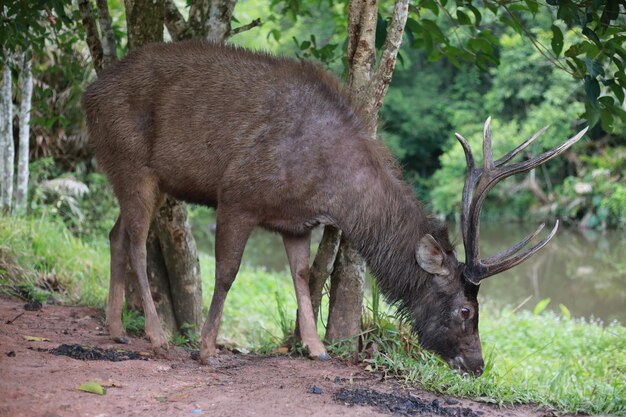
[[333, 141, 452, 314]]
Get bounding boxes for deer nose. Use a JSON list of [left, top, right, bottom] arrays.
[[473, 365, 484, 377]]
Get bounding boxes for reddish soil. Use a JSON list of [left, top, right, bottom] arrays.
[[0, 297, 574, 417]]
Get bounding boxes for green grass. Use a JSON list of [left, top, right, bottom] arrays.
[[355, 301, 626, 416], [2, 214, 624, 415], [0, 214, 109, 306]]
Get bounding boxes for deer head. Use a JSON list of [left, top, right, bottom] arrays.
[[413, 118, 587, 375]]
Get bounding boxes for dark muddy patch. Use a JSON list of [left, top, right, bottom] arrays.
[[44, 344, 148, 361], [335, 388, 482, 417]]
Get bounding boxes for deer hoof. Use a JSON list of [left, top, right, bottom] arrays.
[[310, 352, 331, 361]]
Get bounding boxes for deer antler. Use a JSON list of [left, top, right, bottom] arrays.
[[456, 117, 588, 285]]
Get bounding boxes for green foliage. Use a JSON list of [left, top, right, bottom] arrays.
[[0, 0, 76, 57], [0, 215, 109, 306], [555, 146, 626, 229], [122, 307, 145, 336], [172, 322, 200, 348], [404, 0, 626, 129]]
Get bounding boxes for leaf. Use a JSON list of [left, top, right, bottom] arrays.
[[467, 5, 482, 26], [564, 43, 585, 58], [456, 10, 471, 26], [551, 25, 563, 57], [405, 17, 421, 34], [585, 103, 601, 127], [608, 80, 625, 104], [582, 27, 601, 47], [420, 0, 439, 16], [22, 335, 50, 341], [600, 110, 614, 132], [559, 304, 571, 320], [584, 75, 601, 106], [78, 381, 106, 395], [533, 298, 551, 316], [421, 19, 445, 43], [584, 58, 604, 77], [524, 0, 539, 15]]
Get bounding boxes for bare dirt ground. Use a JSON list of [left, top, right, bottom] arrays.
[[0, 297, 576, 417]]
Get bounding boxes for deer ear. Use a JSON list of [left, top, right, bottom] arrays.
[[416, 234, 450, 276]]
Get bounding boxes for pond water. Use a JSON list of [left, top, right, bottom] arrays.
[[191, 211, 625, 324]]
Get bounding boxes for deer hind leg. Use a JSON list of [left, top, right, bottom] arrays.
[[199, 209, 256, 364], [106, 215, 128, 340], [283, 233, 329, 361], [116, 170, 168, 348]]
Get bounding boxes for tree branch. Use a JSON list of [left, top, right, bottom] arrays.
[[230, 18, 261, 36], [372, 0, 408, 112], [78, 0, 104, 74], [96, 0, 117, 67], [165, 0, 191, 41]]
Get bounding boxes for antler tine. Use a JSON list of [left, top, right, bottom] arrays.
[[483, 117, 495, 170], [497, 127, 589, 179], [479, 221, 559, 279], [495, 125, 549, 167], [482, 223, 545, 265], [454, 132, 481, 269], [458, 119, 588, 285]]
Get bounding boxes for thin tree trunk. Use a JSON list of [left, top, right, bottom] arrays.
[[188, 0, 237, 40], [1, 60, 13, 214], [78, 0, 104, 74], [96, 0, 117, 67], [15, 53, 32, 214], [153, 198, 203, 330], [325, 240, 365, 344]]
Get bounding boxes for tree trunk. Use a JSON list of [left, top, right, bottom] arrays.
[[15, 53, 32, 214], [153, 198, 203, 330], [188, 0, 237, 40], [325, 239, 365, 345], [1, 59, 13, 214]]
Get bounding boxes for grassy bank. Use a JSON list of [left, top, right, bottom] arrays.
[[1, 215, 624, 415]]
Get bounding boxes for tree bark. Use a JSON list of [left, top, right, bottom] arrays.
[[78, 0, 104, 74], [15, 53, 32, 214], [188, 0, 237, 40], [1, 59, 13, 214], [96, 0, 117, 67], [325, 240, 365, 344], [124, 0, 166, 50], [153, 198, 203, 329]]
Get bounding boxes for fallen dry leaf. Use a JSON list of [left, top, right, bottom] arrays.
[[78, 381, 106, 395], [22, 335, 50, 342]]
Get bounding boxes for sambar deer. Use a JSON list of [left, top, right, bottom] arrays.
[[82, 40, 587, 375]]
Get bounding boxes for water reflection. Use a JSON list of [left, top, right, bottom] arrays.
[[476, 223, 625, 324], [190, 208, 625, 324]]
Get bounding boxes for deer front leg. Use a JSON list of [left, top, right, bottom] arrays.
[[283, 233, 329, 361], [200, 210, 256, 364]]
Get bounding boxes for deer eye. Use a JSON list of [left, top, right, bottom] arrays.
[[460, 307, 471, 320]]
